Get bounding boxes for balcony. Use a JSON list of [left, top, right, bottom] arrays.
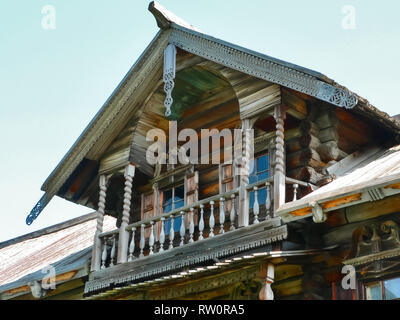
[[84, 177, 306, 295]]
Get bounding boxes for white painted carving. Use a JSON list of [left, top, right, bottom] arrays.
[[163, 43, 177, 117]]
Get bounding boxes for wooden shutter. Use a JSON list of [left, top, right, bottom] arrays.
[[184, 170, 199, 227], [219, 164, 235, 211], [141, 191, 156, 238], [219, 164, 234, 193]]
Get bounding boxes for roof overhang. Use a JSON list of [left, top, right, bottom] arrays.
[[278, 173, 400, 223]]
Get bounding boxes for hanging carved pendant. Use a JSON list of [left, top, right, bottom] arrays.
[[163, 44, 176, 118]]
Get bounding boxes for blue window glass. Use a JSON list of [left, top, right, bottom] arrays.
[[249, 154, 269, 208], [384, 278, 400, 300], [163, 185, 184, 233], [366, 283, 382, 300]]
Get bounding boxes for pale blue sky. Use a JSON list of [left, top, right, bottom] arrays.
[[0, 0, 399, 241]]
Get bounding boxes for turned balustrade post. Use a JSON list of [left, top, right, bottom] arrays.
[[117, 163, 135, 264], [179, 211, 186, 246], [110, 236, 116, 267], [169, 215, 175, 250], [253, 186, 259, 224], [209, 201, 215, 237], [265, 182, 272, 218], [219, 197, 225, 234], [293, 183, 299, 201], [159, 217, 165, 252], [198, 204, 205, 240], [149, 221, 155, 255], [128, 227, 136, 262], [230, 194, 236, 230], [139, 224, 145, 258], [101, 237, 108, 270], [189, 208, 195, 243]]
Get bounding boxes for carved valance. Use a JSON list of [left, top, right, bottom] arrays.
[[344, 220, 400, 278]]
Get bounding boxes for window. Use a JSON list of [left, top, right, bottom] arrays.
[[249, 153, 270, 208], [162, 185, 184, 233], [365, 277, 400, 300]]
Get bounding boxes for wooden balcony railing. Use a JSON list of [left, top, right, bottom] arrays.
[[97, 177, 306, 270]]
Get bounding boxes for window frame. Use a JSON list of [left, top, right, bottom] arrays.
[[362, 274, 400, 300], [248, 150, 272, 209]]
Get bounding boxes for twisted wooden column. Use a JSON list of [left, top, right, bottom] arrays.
[[117, 163, 135, 264], [91, 175, 108, 271], [273, 105, 286, 214]]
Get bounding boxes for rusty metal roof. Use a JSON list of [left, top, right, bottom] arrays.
[[0, 213, 115, 290]]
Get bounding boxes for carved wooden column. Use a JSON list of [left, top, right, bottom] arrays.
[[259, 263, 275, 300], [238, 119, 253, 227], [273, 105, 286, 214], [91, 175, 108, 271], [117, 163, 135, 264]]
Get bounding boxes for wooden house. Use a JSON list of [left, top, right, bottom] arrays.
[[22, 2, 400, 300]]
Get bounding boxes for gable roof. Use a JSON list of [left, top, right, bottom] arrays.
[[27, 1, 400, 225]]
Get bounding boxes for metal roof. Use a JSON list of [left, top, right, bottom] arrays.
[[278, 144, 400, 221], [307, 145, 400, 198], [0, 213, 115, 293]]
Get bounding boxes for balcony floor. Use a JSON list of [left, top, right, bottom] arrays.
[[85, 217, 287, 295]]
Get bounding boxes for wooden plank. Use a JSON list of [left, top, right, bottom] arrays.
[[321, 193, 362, 210]]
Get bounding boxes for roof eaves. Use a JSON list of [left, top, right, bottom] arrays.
[[278, 172, 400, 222], [0, 212, 97, 249]]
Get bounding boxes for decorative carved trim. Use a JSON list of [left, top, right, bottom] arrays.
[[169, 26, 358, 109], [163, 44, 176, 117], [84, 222, 287, 295], [26, 194, 48, 226], [27, 30, 171, 224], [344, 220, 400, 276], [310, 201, 326, 223]]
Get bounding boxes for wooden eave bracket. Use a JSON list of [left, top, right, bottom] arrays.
[[310, 201, 326, 223]]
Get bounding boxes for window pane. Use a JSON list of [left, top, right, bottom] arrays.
[[174, 199, 184, 209], [366, 283, 382, 300], [175, 185, 184, 199], [258, 188, 267, 206], [249, 190, 255, 208], [249, 174, 256, 184], [257, 155, 268, 172], [249, 188, 267, 209], [258, 170, 269, 181], [163, 189, 172, 205], [162, 199, 173, 213], [384, 278, 400, 300]]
